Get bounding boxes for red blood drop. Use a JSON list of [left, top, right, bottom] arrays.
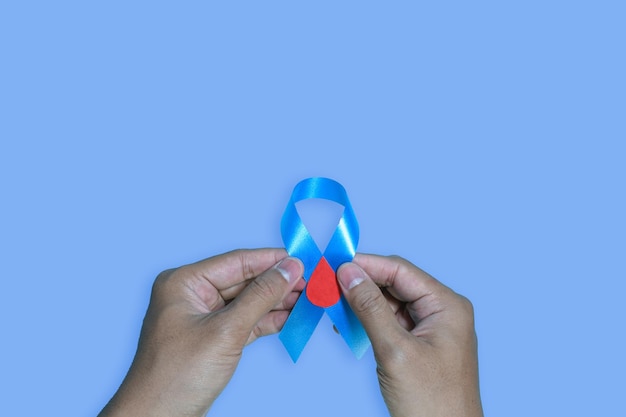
[[306, 257, 341, 308]]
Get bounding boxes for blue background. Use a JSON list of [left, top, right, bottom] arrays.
[[1, 2, 624, 416]]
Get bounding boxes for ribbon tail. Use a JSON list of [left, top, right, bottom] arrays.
[[325, 296, 370, 359], [279, 294, 324, 362]]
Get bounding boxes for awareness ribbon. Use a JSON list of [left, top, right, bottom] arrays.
[[279, 177, 370, 362]]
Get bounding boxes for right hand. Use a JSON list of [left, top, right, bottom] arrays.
[[337, 254, 483, 417]]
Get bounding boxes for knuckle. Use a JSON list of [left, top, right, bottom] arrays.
[[155, 268, 174, 283], [151, 265, 192, 304], [448, 292, 477, 336], [387, 254, 414, 268], [452, 292, 475, 320], [385, 255, 414, 280], [458, 294, 475, 315], [386, 254, 407, 271], [153, 268, 176, 293], [386, 254, 405, 263], [231, 249, 258, 280]]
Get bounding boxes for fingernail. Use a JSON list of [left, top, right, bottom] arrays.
[[337, 263, 365, 290], [275, 257, 303, 283]]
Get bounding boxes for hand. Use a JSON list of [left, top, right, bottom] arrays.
[[99, 249, 305, 417], [337, 254, 483, 417]]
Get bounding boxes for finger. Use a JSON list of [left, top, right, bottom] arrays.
[[220, 272, 306, 302], [172, 249, 288, 312], [337, 262, 405, 352], [244, 283, 304, 344], [251, 288, 303, 312], [189, 248, 288, 292], [275, 289, 304, 311], [382, 289, 415, 331], [353, 253, 462, 328], [202, 277, 302, 315], [225, 257, 304, 333], [353, 253, 446, 302], [245, 310, 291, 345], [382, 288, 403, 314]]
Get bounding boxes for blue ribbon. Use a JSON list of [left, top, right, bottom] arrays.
[[279, 177, 370, 362]]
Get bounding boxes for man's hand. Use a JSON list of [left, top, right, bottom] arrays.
[[99, 249, 304, 417], [337, 254, 483, 417]]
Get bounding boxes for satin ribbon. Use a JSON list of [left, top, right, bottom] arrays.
[[279, 177, 370, 362]]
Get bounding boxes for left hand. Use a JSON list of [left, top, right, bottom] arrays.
[[99, 249, 305, 417]]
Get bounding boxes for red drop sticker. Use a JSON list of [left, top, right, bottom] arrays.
[[306, 257, 341, 308]]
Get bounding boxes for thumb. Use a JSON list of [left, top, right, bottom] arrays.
[[337, 262, 403, 352], [226, 257, 303, 333]]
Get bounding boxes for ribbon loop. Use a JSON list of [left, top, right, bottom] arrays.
[[279, 177, 370, 362]]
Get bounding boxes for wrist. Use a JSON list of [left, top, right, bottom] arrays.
[[99, 368, 213, 417]]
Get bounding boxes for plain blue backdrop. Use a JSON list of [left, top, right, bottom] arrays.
[[1, 2, 624, 416]]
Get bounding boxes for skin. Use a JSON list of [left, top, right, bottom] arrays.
[[338, 255, 483, 417], [99, 249, 483, 417]]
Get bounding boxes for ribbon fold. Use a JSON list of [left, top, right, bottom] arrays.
[[279, 177, 370, 362]]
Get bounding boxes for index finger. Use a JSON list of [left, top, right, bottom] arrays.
[[352, 253, 452, 303], [187, 248, 289, 294]]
